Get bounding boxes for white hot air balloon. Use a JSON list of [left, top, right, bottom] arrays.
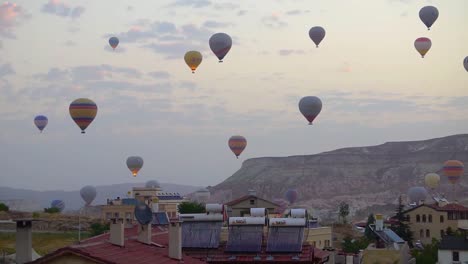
[[308, 26, 326, 48], [298, 96, 323, 125], [126, 156, 144, 177], [419, 6, 439, 30], [80, 185, 97, 206]]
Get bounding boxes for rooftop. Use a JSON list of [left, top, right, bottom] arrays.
[[401, 202, 468, 214], [225, 195, 280, 207], [439, 235, 468, 251]]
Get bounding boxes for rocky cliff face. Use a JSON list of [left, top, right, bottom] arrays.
[[212, 134, 468, 220]]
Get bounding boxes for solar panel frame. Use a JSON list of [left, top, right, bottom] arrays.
[[182, 221, 223, 248], [225, 225, 264, 253], [382, 229, 405, 243], [152, 212, 169, 225], [266, 226, 305, 253]]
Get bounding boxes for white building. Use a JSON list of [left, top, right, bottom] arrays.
[[438, 228, 468, 264]]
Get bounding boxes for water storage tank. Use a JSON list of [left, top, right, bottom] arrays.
[[250, 208, 266, 217], [269, 218, 306, 227], [179, 214, 223, 222], [290, 209, 306, 218], [206, 203, 223, 214], [229, 217, 266, 226]]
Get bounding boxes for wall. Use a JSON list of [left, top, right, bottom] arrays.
[[229, 197, 276, 217], [361, 246, 405, 264], [101, 205, 134, 224], [305, 227, 332, 249], [405, 206, 458, 244], [438, 250, 468, 264]]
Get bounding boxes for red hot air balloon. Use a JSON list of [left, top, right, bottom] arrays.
[[443, 160, 464, 185], [228, 135, 247, 159]]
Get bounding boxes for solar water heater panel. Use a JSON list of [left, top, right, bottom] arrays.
[[182, 222, 222, 248], [266, 227, 304, 253], [225, 225, 263, 253]]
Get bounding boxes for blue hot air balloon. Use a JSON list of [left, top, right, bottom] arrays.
[[34, 115, 48, 133], [109, 37, 119, 50], [50, 200, 65, 212], [285, 189, 298, 204]]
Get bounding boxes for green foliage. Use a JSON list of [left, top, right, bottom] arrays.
[[390, 196, 413, 245], [364, 214, 376, 241], [178, 201, 206, 214], [0, 203, 9, 212], [412, 238, 439, 264], [338, 201, 350, 224], [44, 207, 60, 213], [90, 222, 110, 236], [32, 212, 40, 218], [446, 226, 454, 235], [342, 236, 370, 254]]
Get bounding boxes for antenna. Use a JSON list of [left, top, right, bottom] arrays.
[[134, 202, 153, 225]]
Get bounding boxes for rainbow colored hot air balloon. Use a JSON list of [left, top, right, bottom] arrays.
[[34, 115, 48, 133], [414, 37, 432, 58], [228, 135, 247, 159], [443, 160, 464, 185], [69, 98, 98, 134]]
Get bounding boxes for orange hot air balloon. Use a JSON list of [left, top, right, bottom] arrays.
[[442, 160, 464, 185], [184, 51, 203, 73], [228, 135, 247, 159]]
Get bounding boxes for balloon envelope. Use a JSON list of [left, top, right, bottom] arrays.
[[419, 6, 439, 30], [424, 173, 440, 189], [443, 160, 464, 185], [228, 136, 247, 158], [145, 180, 160, 188], [51, 200, 65, 212], [69, 98, 98, 134], [407, 187, 428, 204], [184, 51, 203, 73], [464, 56, 468, 72], [127, 156, 144, 177], [209, 33, 232, 62], [285, 189, 298, 204], [299, 96, 322, 125], [34, 115, 48, 132], [414, 37, 431, 58], [309, 26, 326, 47], [109, 37, 119, 49], [273, 198, 289, 214], [80, 185, 97, 206]]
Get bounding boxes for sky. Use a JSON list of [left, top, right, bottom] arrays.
[[0, 0, 467, 191]]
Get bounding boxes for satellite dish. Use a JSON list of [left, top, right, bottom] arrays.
[[134, 202, 152, 225]]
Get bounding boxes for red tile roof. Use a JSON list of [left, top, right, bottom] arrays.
[[225, 195, 280, 207], [427, 203, 468, 212]]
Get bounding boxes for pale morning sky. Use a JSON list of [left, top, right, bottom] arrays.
[[0, 0, 467, 191]]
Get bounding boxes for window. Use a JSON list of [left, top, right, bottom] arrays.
[[114, 212, 119, 218], [452, 251, 460, 261], [406, 215, 410, 222], [106, 212, 112, 219], [250, 199, 255, 205], [420, 229, 424, 238], [440, 215, 444, 223], [426, 229, 430, 238], [416, 215, 421, 222], [440, 230, 444, 237], [325, 240, 330, 247], [428, 214, 432, 223], [422, 215, 426, 222]]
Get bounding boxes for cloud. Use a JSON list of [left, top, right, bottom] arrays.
[[278, 49, 304, 56], [148, 71, 171, 79], [41, 0, 85, 18], [0, 63, 15, 78], [104, 45, 127, 53], [71, 65, 141, 82], [237, 10, 247, 16], [34, 68, 69, 81], [203, 20, 233, 29], [127, 6, 134, 12], [262, 13, 287, 28], [338, 62, 352, 73], [64, 40, 76, 46], [213, 3, 239, 10], [169, 0, 211, 8], [0, 2, 29, 38], [285, 9, 310, 16]]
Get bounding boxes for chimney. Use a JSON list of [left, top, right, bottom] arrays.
[[375, 214, 383, 231], [109, 218, 125, 247], [137, 223, 152, 244], [168, 221, 182, 260], [15, 220, 32, 264]]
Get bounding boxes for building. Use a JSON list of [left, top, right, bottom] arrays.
[[400, 201, 468, 244], [438, 227, 468, 264], [224, 194, 279, 217]]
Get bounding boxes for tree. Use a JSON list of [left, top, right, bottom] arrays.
[[412, 238, 439, 264], [339, 202, 350, 224], [390, 195, 413, 244], [364, 213, 376, 241], [44, 207, 60, 213], [178, 201, 206, 214], [0, 203, 9, 212], [342, 236, 370, 254], [90, 222, 110, 236]]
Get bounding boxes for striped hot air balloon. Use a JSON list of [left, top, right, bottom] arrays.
[[414, 37, 432, 58], [34, 115, 48, 133], [228, 135, 247, 159], [69, 98, 98, 134], [443, 160, 464, 185]]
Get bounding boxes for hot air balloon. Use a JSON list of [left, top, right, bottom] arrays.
[[51, 200, 65, 212], [443, 160, 464, 185], [145, 180, 160, 189], [34, 115, 48, 133], [463, 56, 468, 72], [414, 37, 431, 58], [80, 185, 97, 206], [285, 189, 298, 204], [298, 96, 322, 125], [69, 98, 98, 134], [308, 26, 326, 48], [408, 187, 427, 204], [184, 51, 203, 73], [228, 135, 247, 159], [424, 173, 440, 190], [273, 198, 289, 215], [209, 33, 232, 62], [126, 156, 144, 177], [419, 6, 439, 30], [109, 37, 119, 50]]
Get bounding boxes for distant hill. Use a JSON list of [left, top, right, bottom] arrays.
[[0, 182, 202, 211], [211, 134, 468, 220]]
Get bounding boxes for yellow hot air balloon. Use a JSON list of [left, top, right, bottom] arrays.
[[184, 51, 203, 73], [424, 173, 440, 190]]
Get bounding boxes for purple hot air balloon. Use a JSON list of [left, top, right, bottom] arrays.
[[285, 189, 298, 204]]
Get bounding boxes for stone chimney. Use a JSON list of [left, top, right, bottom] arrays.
[[375, 214, 383, 231], [168, 221, 182, 260], [137, 223, 152, 244], [15, 220, 32, 264], [109, 218, 124, 247]]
